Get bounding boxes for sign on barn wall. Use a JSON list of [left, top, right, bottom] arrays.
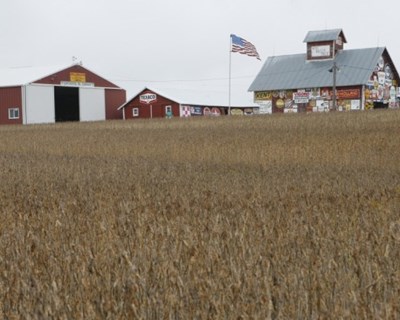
[[140, 93, 157, 104], [61, 81, 94, 87], [293, 91, 310, 103], [70, 72, 86, 82], [190, 106, 203, 115], [254, 91, 272, 101]]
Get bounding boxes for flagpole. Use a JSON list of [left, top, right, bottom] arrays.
[[229, 35, 232, 116]]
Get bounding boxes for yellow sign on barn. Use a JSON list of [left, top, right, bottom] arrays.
[[70, 72, 86, 82], [254, 91, 272, 101]]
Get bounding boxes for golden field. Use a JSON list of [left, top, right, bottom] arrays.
[[0, 110, 399, 319]]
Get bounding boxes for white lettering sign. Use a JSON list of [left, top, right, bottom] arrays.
[[139, 93, 157, 104], [60, 81, 94, 87], [311, 45, 330, 57], [293, 91, 310, 104]]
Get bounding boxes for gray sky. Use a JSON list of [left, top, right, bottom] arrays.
[[1, 0, 399, 104]]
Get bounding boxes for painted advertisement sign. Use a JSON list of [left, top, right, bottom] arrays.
[[190, 106, 203, 115], [140, 93, 157, 104], [70, 72, 86, 82], [257, 100, 272, 114], [210, 108, 221, 116], [254, 91, 273, 101], [293, 91, 310, 103], [61, 81, 94, 87], [366, 55, 397, 104], [316, 100, 329, 112], [203, 107, 211, 116], [311, 45, 330, 58], [181, 105, 191, 117], [230, 108, 243, 115], [321, 88, 361, 100]]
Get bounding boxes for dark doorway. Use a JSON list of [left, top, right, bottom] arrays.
[[373, 101, 388, 109], [55, 87, 79, 122]]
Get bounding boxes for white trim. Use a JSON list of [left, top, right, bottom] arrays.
[[8, 107, 20, 119], [27, 82, 123, 91], [22, 85, 27, 124]]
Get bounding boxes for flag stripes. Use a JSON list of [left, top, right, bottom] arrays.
[[231, 34, 261, 60]]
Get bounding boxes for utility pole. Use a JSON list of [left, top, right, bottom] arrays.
[[228, 36, 232, 116], [331, 61, 338, 111]]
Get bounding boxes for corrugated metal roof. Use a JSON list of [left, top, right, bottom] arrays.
[[303, 29, 344, 43], [119, 86, 258, 110], [0, 63, 121, 89], [248, 47, 385, 92]]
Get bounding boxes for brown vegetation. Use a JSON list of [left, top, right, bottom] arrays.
[[0, 110, 399, 319]]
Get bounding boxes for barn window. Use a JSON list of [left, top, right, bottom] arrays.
[[8, 108, 19, 119], [133, 108, 139, 117]]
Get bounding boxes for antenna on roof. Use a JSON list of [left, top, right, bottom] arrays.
[[72, 56, 83, 66]]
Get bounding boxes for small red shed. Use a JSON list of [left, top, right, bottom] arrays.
[[118, 87, 260, 119], [119, 88, 180, 120]]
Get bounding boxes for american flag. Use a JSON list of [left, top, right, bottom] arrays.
[[231, 34, 261, 60]]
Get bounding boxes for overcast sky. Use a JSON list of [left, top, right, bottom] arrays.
[[1, 0, 399, 104]]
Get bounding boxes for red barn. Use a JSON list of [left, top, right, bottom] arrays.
[[118, 87, 259, 119], [119, 88, 180, 119], [249, 29, 400, 113], [0, 64, 126, 125]]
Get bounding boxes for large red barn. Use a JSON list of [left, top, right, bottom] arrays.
[[0, 64, 126, 125]]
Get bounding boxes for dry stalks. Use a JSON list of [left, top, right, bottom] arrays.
[[0, 110, 399, 319]]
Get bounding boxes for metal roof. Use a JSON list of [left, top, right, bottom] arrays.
[[303, 29, 345, 43], [0, 65, 70, 87], [119, 86, 258, 110], [0, 63, 122, 89], [248, 47, 386, 92]]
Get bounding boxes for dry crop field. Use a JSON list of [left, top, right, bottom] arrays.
[[0, 110, 399, 319]]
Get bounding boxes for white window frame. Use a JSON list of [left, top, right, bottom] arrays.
[[8, 108, 20, 119], [132, 108, 139, 117]]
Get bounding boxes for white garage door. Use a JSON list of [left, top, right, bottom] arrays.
[[25, 85, 55, 124], [79, 88, 105, 122]]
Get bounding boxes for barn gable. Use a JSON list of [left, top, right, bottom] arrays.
[[32, 64, 121, 89]]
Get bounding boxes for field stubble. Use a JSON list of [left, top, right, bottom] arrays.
[[0, 110, 399, 319]]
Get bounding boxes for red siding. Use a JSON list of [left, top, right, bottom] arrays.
[[33, 65, 120, 88], [105, 89, 126, 120], [0, 87, 23, 125], [123, 89, 180, 120]]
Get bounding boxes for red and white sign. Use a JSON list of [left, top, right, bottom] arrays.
[[211, 108, 221, 116], [139, 93, 157, 104], [293, 91, 310, 104], [203, 107, 211, 116], [181, 105, 191, 117]]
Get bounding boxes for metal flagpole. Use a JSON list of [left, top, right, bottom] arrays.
[[229, 35, 232, 116]]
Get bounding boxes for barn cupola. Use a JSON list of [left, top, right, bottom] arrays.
[[304, 29, 347, 61]]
